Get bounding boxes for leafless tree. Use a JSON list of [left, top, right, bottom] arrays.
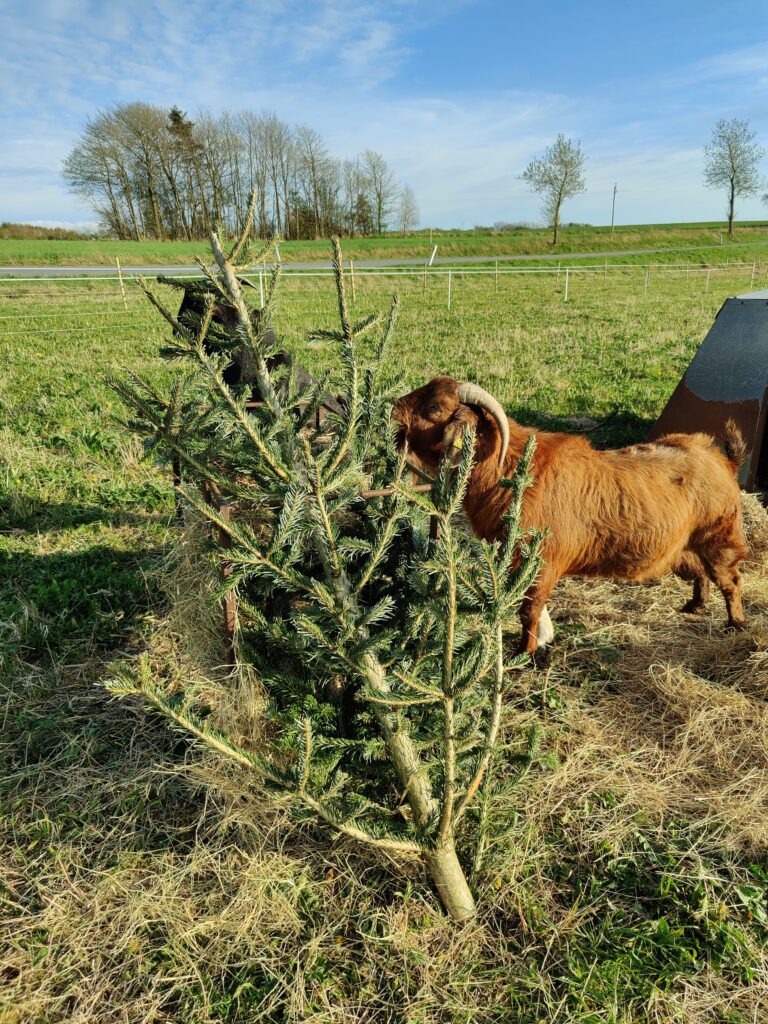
[[295, 124, 329, 237], [521, 134, 586, 245], [341, 158, 366, 236], [397, 184, 420, 232], [704, 118, 764, 237], [63, 103, 416, 240], [361, 149, 398, 234]]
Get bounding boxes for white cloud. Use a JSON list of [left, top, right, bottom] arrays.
[[2, 2, 768, 227]]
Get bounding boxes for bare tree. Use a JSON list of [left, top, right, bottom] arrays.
[[397, 184, 419, 232], [521, 135, 586, 245], [341, 158, 366, 236], [361, 149, 398, 235], [237, 110, 270, 235], [63, 111, 142, 238], [261, 113, 293, 238], [704, 118, 764, 238], [295, 124, 329, 237], [63, 103, 416, 241]]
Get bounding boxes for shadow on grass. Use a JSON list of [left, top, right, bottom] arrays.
[[510, 405, 655, 448], [0, 542, 168, 666], [0, 491, 171, 532], [0, 534, 198, 868]]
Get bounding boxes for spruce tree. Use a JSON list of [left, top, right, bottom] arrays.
[[109, 191, 542, 920]]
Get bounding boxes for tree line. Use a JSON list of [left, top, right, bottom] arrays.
[[63, 102, 419, 241]]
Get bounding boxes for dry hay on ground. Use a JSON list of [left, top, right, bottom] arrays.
[[158, 492, 768, 863], [5, 496, 768, 1024], [523, 492, 768, 854]]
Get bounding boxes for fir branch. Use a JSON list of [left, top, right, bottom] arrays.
[[108, 658, 422, 856], [453, 623, 505, 827], [208, 228, 284, 419], [187, 340, 291, 482], [226, 187, 256, 264]]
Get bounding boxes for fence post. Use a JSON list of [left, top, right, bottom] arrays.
[[564, 268, 569, 303], [258, 269, 265, 307], [350, 259, 356, 302], [750, 262, 756, 289], [448, 270, 452, 310], [423, 261, 428, 295], [495, 259, 499, 294], [604, 259, 608, 282], [705, 269, 711, 294], [116, 258, 128, 311], [644, 264, 650, 297]]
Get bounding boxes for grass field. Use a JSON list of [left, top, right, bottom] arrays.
[[2, 262, 768, 1022], [2, 220, 768, 266]]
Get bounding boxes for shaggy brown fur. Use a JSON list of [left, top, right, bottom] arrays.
[[393, 376, 749, 654]]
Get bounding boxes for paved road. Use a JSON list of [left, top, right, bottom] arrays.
[[1, 239, 765, 278]]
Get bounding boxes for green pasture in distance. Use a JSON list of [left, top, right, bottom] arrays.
[[3, 266, 768, 1022], [2, 219, 768, 265]]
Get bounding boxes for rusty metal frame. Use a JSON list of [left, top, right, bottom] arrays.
[[649, 295, 768, 490]]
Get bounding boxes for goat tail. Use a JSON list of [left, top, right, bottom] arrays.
[[722, 418, 747, 473]]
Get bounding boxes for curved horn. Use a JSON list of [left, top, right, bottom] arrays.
[[457, 382, 509, 469]]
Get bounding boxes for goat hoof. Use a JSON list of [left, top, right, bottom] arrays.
[[681, 600, 704, 614], [530, 646, 552, 671], [726, 619, 747, 632]]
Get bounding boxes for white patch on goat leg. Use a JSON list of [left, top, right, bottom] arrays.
[[536, 605, 555, 647]]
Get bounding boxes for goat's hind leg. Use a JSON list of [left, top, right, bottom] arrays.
[[712, 560, 746, 630], [675, 551, 710, 615], [699, 547, 747, 631]]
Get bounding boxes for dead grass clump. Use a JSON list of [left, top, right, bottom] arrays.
[[521, 502, 768, 856], [742, 489, 768, 559]]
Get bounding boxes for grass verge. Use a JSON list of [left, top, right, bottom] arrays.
[[1, 267, 767, 1022]]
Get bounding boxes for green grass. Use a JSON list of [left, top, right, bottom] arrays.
[[2, 219, 768, 265], [2, 264, 768, 1022]]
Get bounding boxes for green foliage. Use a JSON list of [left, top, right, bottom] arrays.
[[5, 220, 768, 266], [108, 196, 542, 909], [5, 213, 768, 1019]]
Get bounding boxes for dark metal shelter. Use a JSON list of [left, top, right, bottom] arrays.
[[650, 289, 768, 490]]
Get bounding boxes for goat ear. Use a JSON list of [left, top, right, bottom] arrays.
[[439, 406, 477, 467]]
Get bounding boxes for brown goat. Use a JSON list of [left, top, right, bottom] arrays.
[[392, 376, 749, 655]]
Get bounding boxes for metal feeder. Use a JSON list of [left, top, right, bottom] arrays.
[[649, 288, 768, 490]]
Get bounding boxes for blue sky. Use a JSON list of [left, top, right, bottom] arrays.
[[2, 0, 768, 229]]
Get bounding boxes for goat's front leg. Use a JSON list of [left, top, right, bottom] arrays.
[[536, 605, 555, 647], [519, 570, 559, 656]]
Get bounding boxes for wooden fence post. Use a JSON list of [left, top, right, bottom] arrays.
[[116, 258, 128, 311]]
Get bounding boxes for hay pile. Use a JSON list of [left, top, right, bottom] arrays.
[[5, 495, 768, 1024], [523, 492, 768, 855]]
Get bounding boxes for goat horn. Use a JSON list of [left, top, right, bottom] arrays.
[[457, 382, 509, 469]]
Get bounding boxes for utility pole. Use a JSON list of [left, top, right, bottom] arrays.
[[610, 183, 617, 236]]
